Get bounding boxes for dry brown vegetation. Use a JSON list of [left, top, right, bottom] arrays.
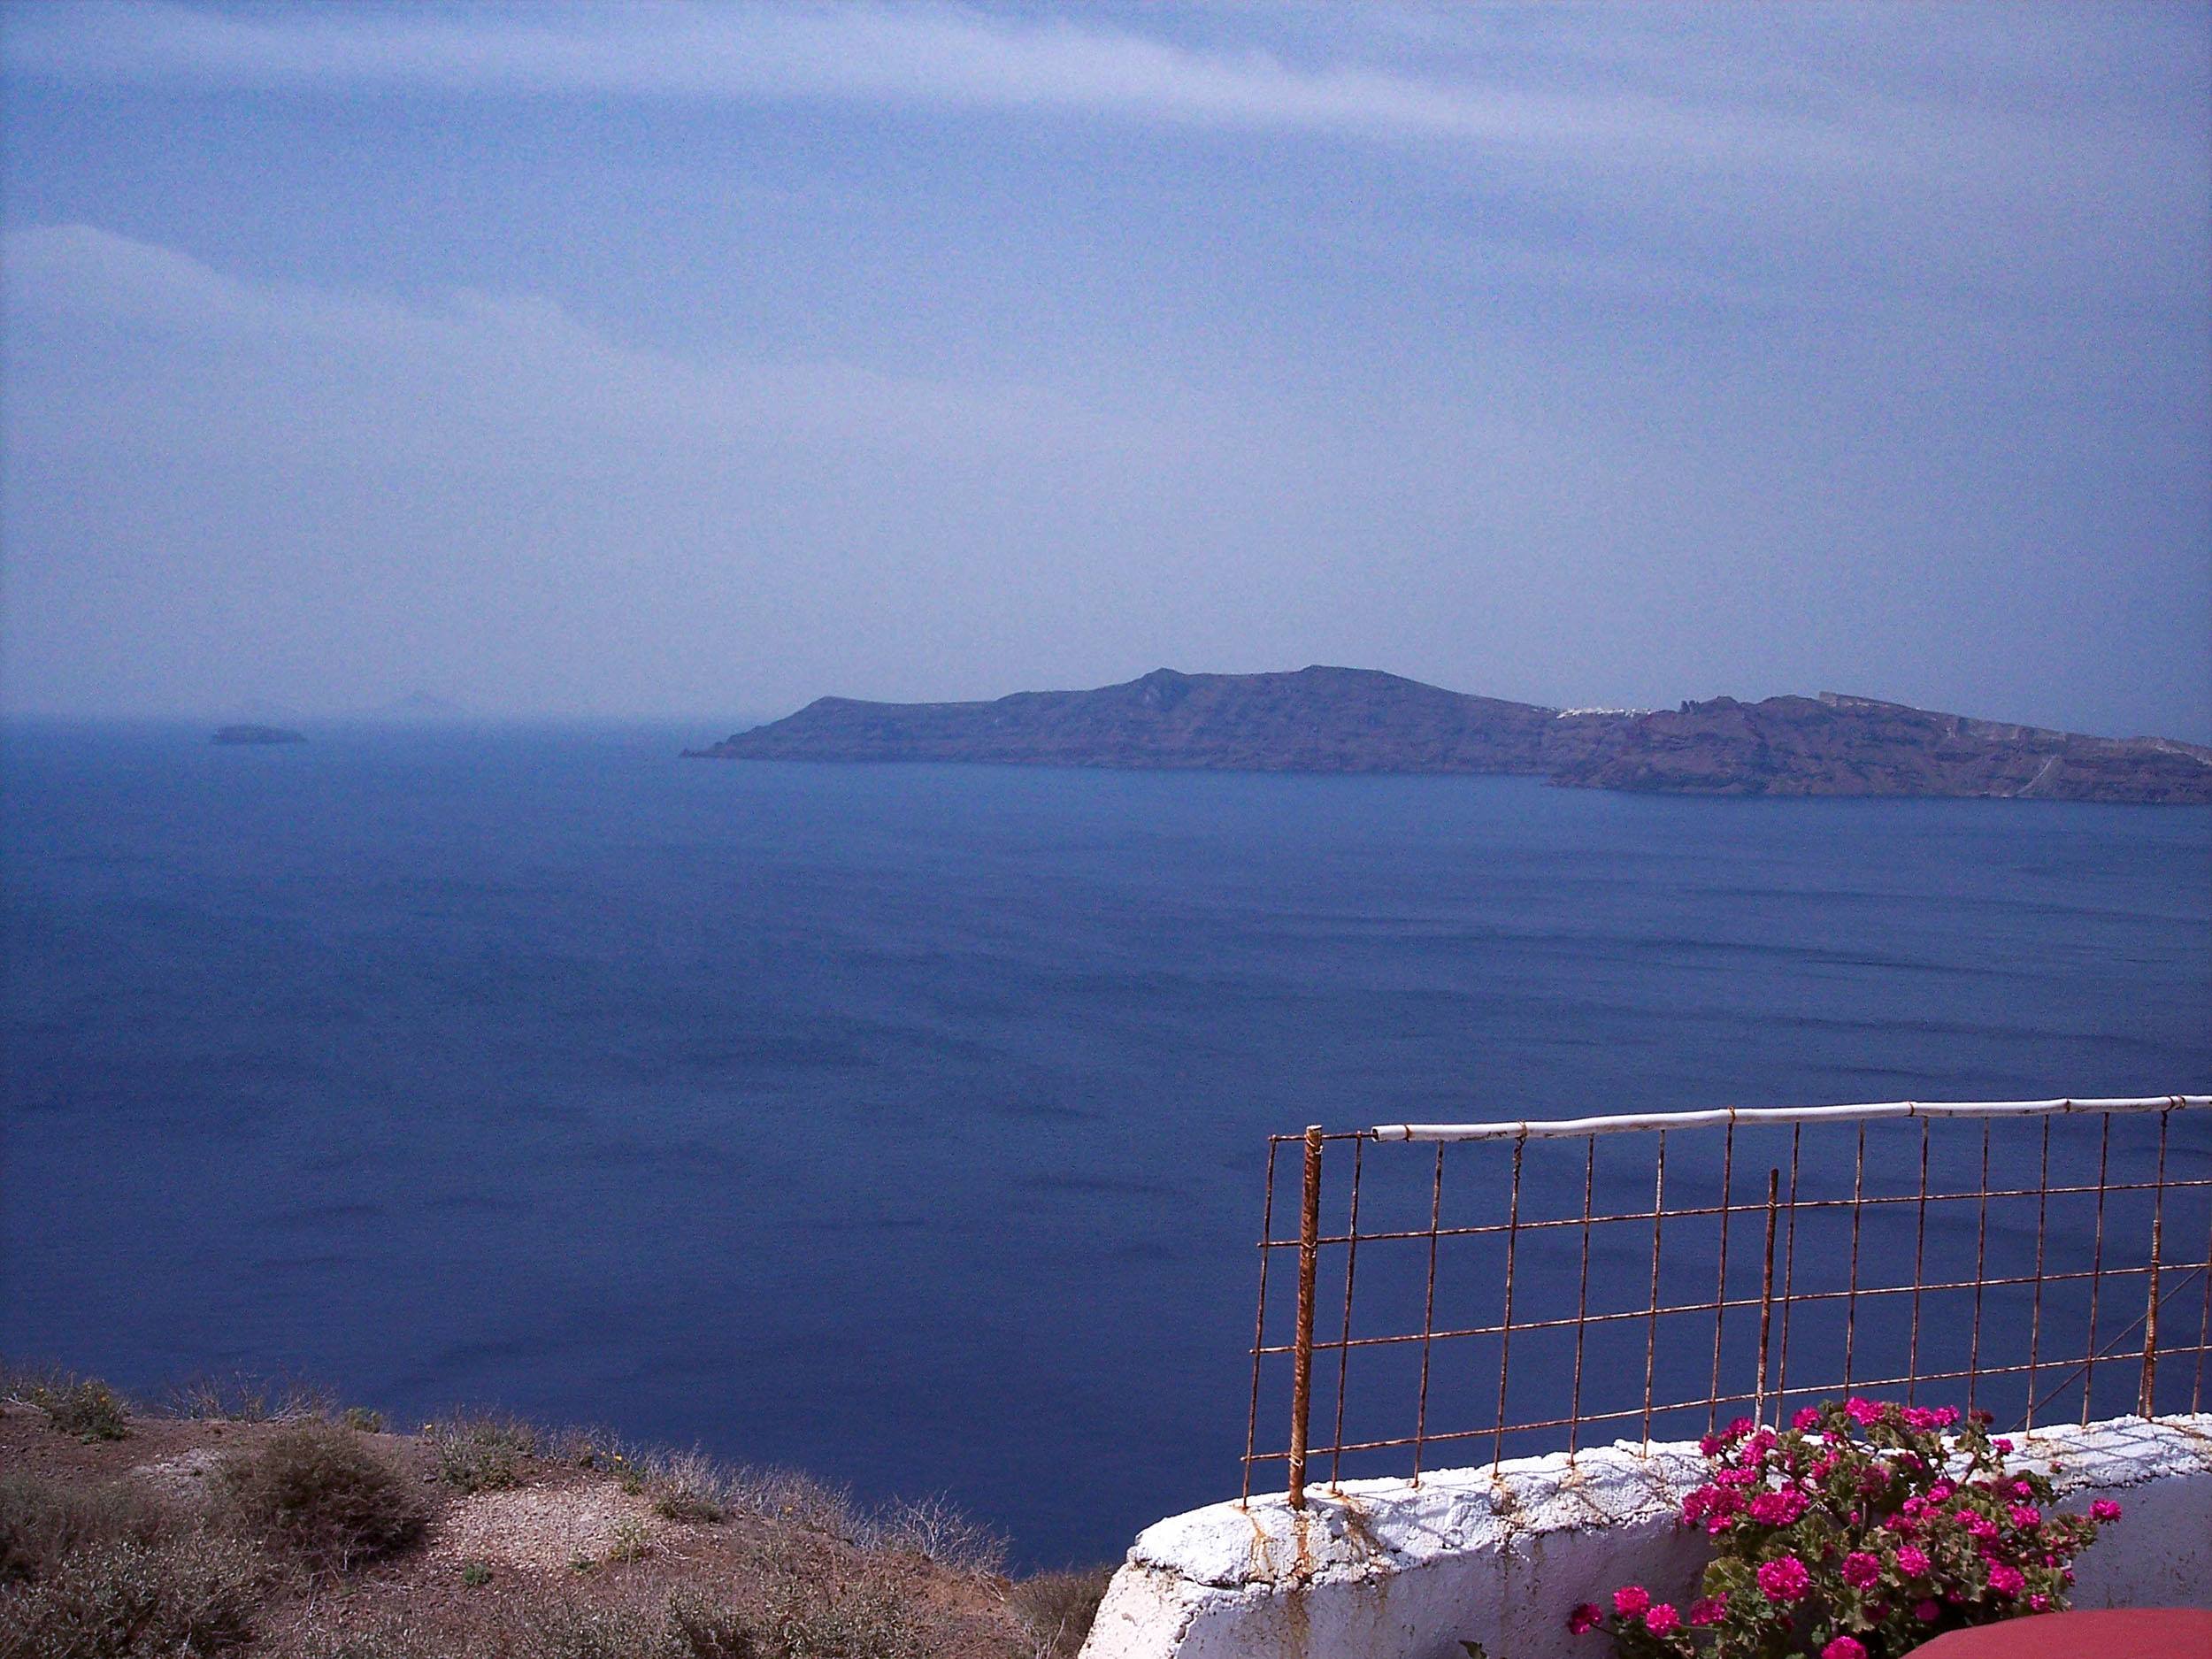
[[0, 1364, 1113, 1659]]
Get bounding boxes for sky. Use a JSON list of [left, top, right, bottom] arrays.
[[3, 4, 2208, 737]]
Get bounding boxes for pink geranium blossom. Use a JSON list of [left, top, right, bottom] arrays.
[[1573, 1395, 2117, 1655], [1748, 1489, 1807, 1527], [1757, 1556, 1812, 1603]]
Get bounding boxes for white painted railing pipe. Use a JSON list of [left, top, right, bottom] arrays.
[[1371, 1094, 2211, 1142]]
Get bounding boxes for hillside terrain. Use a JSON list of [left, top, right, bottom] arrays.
[[685, 668, 2212, 803], [0, 1369, 1103, 1659]]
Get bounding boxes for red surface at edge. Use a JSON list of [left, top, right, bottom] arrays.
[[1910, 1609, 2212, 1658]]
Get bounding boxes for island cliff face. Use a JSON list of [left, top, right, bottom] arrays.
[[684, 668, 2212, 804], [1548, 693, 2212, 803]]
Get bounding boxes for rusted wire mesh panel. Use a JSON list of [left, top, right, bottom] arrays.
[[1240, 1098, 2212, 1508]]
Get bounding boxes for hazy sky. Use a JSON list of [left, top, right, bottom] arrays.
[[4, 4, 2208, 736]]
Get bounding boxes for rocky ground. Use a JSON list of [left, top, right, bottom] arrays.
[[0, 1371, 1108, 1659]]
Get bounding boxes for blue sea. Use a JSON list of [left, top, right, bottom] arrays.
[[4, 720, 2208, 1567]]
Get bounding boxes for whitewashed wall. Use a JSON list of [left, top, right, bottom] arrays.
[[1080, 1415, 2212, 1659]]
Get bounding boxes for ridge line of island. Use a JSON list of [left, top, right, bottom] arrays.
[[681, 665, 2212, 803]]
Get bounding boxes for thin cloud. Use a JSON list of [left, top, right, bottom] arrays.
[[1, 223, 1169, 467], [5, 2, 1862, 167]]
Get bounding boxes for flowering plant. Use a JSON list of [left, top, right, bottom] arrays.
[[1569, 1398, 2122, 1659]]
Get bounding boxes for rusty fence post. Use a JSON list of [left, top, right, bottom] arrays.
[[1754, 1168, 1779, 1425], [1286, 1125, 1324, 1509], [2139, 1210, 2162, 1418]]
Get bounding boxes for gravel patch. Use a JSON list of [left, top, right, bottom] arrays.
[[426, 1481, 667, 1573], [133, 1446, 227, 1494]]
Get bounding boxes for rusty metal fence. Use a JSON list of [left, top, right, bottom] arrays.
[[1240, 1096, 2212, 1509]]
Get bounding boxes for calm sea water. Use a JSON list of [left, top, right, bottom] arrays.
[[4, 721, 2208, 1566]]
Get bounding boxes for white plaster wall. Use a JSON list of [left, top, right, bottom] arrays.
[[1081, 1415, 2212, 1659]]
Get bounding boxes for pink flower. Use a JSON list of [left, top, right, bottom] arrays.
[[1793, 1405, 1824, 1432], [2090, 1499, 2123, 1523], [1841, 1552, 1881, 1588], [1993, 1436, 2014, 1454], [1823, 1640, 1867, 1659], [1928, 1482, 1955, 1502], [1845, 1397, 1885, 1426], [1757, 1556, 1812, 1603], [1987, 1563, 2026, 1598], [1567, 1602, 1602, 1635], [2009, 1504, 2042, 1528], [1916, 1600, 1942, 1622], [2030, 1594, 2051, 1613], [1749, 1489, 1807, 1527], [1895, 1546, 1932, 1577], [1688, 1596, 1729, 1627], [1644, 1604, 1681, 1636], [1614, 1585, 1651, 1617], [1963, 1512, 2000, 1540]]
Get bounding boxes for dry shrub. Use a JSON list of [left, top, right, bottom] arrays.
[[27, 1379, 130, 1444], [1007, 1566, 1112, 1659], [732, 1468, 863, 1541], [0, 1533, 263, 1657], [643, 1450, 737, 1525], [0, 1473, 180, 1586], [754, 1570, 936, 1659], [169, 1370, 339, 1425], [263, 1616, 449, 1659], [863, 1496, 1007, 1582], [426, 1410, 540, 1493], [215, 1422, 426, 1574], [0, 1363, 129, 1443], [522, 1601, 679, 1659], [658, 1591, 762, 1659]]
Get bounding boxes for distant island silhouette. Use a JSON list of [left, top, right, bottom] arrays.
[[685, 666, 2212, 803], [211, 724, 306, 746]]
